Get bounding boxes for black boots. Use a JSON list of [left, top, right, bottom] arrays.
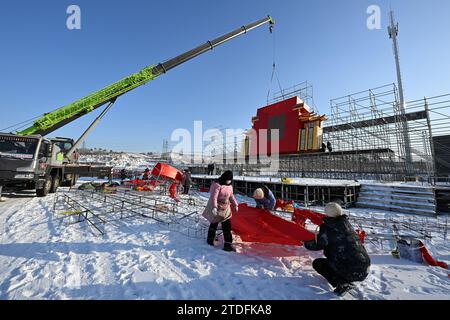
[[207, 221, 236, 252], [223, 242, 236, 252], [207, 223, 218, 246], [221, 220, 235, 252]]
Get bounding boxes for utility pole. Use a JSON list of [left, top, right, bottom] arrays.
[[388, 10, 413, 176], [162, 139, 169, 159], [223, 129, 227, 165]]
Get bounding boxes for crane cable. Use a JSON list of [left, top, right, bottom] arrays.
[[0, 103, 67, 133], [1, 97, 115, 134], [0, 114, 43, 133], [266, 26, 283, 105]]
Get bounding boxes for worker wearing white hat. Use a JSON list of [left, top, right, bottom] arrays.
[[304, 202, 371, 296]]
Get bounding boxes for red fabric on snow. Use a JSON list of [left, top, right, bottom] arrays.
[[149, 180, 160, 188], [169, 183, 179, 202], [418, 240, 448, 269], [124, 179, 147, 187], [356, 229, 366, 244], [275, 199, 294, 210], [292, 208, 325, 226], [231, 204, 315, 246]]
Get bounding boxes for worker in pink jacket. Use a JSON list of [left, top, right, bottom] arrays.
[[202, 170, 238, 252]]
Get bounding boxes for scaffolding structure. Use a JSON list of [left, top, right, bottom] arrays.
[[176, 82, 450, 183], [269, 81, 318, 113], [321, 83, 429, 180], [214, 86, 450, 182], [320, 84, 450, 181]]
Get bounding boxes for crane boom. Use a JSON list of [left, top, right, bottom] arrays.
[[17, 16, 274, 136]]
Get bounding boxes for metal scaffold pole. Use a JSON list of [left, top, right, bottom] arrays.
[[424, 97, 437, 179]]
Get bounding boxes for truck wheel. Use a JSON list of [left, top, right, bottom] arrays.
[[36, 176, 52, 197], [50, 175, 60, 193]]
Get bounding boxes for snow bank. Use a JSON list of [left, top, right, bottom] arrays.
[[79, 153, 158, 171]]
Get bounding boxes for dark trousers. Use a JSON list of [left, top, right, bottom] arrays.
[[207, 219, 232, 244], [183, 184, 190, 194], [312, 258, 349, 288]]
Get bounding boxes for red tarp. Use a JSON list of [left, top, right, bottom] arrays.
[[169, 183, 180, 202], [292, 208, 325, 227], [123, 179, 160, 188], [418, 240, 448, 270], [231, 204, 316, 246], [275, 199, 294, 211], [124, 179, 148, 187], [151, 163, 183, 182]]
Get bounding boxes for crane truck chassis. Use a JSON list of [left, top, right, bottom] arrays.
[[0, 133, 111, 198], [0, 16, 274, 199]]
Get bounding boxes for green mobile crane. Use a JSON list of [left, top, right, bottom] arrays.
[[0, 16, 274, 199]]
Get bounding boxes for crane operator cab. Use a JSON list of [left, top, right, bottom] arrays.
[[50, 137, 78, 164]]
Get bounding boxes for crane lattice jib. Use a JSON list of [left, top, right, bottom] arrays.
[[17, 15, 274, 136], [18, 65, 161, 136]]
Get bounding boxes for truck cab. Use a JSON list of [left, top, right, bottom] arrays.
[[50, 137, 79, 164], [0, 133, 79, 197]]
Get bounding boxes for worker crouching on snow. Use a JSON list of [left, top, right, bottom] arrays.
[[202, 170, 238, 252], [253, 186, 276, 210], [304, 202, 371, 296]]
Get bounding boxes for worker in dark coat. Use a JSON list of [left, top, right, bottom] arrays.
[[207, 163, 215, 175], [304, 202, 371, 296], [181, 169, 192, 195], [120, 169, 127, 184], [142, 168, 150, 180], [253, 185, 276, 210]]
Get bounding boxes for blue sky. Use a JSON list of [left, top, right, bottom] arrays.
[[0, 0, 449, 152]]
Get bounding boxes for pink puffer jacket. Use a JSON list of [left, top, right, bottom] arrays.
[[202, 182, 238, 223], [210, 182, 238, 210]]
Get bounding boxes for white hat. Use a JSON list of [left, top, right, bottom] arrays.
[[253, 188, 264, 200], [325, 202, 343, 218]]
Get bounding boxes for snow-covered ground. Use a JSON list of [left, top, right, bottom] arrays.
[[0, 183, 449, 300]]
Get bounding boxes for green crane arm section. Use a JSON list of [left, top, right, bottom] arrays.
[[17, 15, 275, 137], [18, 66, 160, 136]]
